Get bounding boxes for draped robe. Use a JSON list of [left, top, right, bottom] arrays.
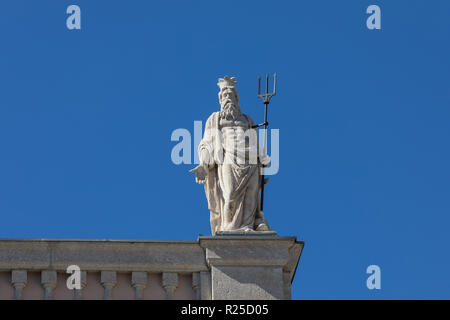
[[198, 111, 267, 235]]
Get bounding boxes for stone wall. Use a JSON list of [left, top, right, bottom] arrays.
[[0, 235, 303, 300]]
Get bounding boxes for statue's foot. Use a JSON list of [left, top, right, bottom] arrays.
[[255, 223, 270, 231], [218, 227, 255, 234]]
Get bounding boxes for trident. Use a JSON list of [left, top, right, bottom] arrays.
[[253, 73, 276, 212]]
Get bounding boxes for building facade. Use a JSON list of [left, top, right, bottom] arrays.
[[0, 234, 303, 300]]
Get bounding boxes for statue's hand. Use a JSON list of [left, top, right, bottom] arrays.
[[189, 165, 208, 184], [259, 153, 270, 167]]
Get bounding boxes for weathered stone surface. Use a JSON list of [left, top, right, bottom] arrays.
[[73, 271, 87, 300], [216, 230, 277, 236], [162, 272, 178, 300], [0, 241, 51, 270], [101, 271, 117, 300], [41, 270, 57, 284], [192, 272, 200, 300], [283, 271, 292, 300], [11, 270, 27, 300], [11, 270, 27, 284], [190, 76, 271, 235], [0, 236, 304, 300], [41, 270, 57, 300], [200, 271, 212, 300], [212, 266, 284, 300], [200, 237, 293, 267], [199, 235, 303, 300], [0, 239, 208, 273], [131, 272, 147, 287], [101, 271, 116, 285]]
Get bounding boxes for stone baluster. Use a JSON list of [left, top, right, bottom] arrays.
[[131, 272, 147, 300], [162, 272, 178, 300], [200, 271, 212, 300], [41, 271, 57, 300], [11, 270, 27, 300], [73, 271, 87, 300], [101, 271, 117, 300], [192, 272, 201, 300]]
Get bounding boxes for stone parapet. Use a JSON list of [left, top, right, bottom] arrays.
[[0, 236, 303, 300]]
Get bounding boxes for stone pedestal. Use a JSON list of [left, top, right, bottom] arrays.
[[199, 233, 304, 300]]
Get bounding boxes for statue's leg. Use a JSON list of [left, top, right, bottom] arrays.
[[209, 209, 221, 236], [241, 166, 261, 230], [255, 210, 269, 231], [219, 164, 237, 230]]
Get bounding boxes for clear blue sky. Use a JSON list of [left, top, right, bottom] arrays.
[[1, 0, 449, 299]]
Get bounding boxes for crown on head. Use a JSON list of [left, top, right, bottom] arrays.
[[217, 76, 237, 91]]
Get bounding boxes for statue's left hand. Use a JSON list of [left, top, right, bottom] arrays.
[[189, 165, 208, 184], [259, 153, 270, 166]]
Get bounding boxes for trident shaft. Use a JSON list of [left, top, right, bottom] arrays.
[[253, 73, 276, 212]]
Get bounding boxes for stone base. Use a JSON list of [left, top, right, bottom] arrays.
[[199, 235, 304, 300], [212, 265, 284, 300], [215, 230, 278, 236]]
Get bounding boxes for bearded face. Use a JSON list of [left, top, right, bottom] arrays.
[[219, 87, 242, 120]]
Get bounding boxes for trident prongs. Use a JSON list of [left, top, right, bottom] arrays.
[[253, 73, 276, 128], [258, 73, 276, 105], [254, 73, 277, 212]]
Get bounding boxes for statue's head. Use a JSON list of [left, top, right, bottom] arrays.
[[217, 76, 242, 120]]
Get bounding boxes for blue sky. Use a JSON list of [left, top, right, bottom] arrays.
[[0, 0, 449, 299]]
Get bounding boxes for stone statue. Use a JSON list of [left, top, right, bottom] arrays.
[[190, 76, 271, 235]]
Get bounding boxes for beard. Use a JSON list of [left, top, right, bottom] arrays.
[[219, 101, 242, 121]]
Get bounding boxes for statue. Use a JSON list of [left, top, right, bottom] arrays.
[[190, 76, 271, 235]]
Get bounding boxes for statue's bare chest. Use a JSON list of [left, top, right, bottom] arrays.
[[219, 115, 256, 153], [219, 115, 250, 130]]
